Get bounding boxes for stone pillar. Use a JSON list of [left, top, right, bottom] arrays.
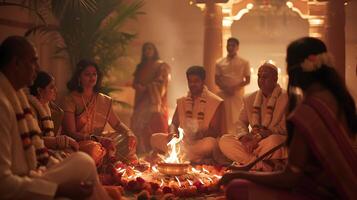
[[306, 1, 327, 41], [307, 17, 325, 40], [203, 1, 223, 92], [325, 0, 345, 80]]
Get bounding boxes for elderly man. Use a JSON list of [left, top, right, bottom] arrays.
[[219, 62, 288, 169], [216, 37, 251, 134], [151, 66, 226, 163], [0, 36, 111, 200]]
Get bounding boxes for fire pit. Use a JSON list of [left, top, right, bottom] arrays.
[[99, 128, 226, 198], [157, 162, 190, 176]]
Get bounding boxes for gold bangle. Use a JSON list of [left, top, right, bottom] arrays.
[[253, 133, 262, 140]]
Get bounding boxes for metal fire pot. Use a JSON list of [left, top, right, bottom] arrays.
[[157, 162, 190, 176]]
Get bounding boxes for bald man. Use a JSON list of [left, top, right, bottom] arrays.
[[219, 62, 288, 170]]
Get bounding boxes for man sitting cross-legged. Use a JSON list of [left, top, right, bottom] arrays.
[[219, 61, 288, 171], [151, 66, 227, 164]]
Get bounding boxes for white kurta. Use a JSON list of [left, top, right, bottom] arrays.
[[216, 55, 250, 134], [0, 73, 110, 200], [219, 89, 288, 164], [150, 88, 224, 162]]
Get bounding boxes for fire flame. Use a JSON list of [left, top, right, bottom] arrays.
[[164, 128, 184, 163], [187, 179, 193, 186], [175, 176, 182, 187]]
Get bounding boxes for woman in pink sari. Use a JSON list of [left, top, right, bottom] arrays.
[[62, 59, 137, 164], [219, 37, 357, 200]]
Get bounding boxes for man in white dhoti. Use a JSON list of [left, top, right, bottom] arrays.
[[0, 36, 111, 200], [219, 62, 288, 170], [151, 66, 226, 163], [216, 37, 251, 134]]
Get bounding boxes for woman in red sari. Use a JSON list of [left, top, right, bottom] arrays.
[[219, 37, 357, 200], [131, 42, 170, 154]]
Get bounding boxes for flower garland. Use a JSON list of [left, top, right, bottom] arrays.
[[27, 94, 55, 137], [181, 86, 209, 138], [301, 52, 333, 72], [16, 90, 51, 167], [184, 86, 208, 120], [251, 84, 282, 129]]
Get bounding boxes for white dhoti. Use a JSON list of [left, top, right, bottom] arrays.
[[219, 134, 288, 164], [218, 89, 244, 134], [43, 152, 111, 200]]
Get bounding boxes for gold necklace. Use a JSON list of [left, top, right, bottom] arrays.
[[81, 93, 97, 134]]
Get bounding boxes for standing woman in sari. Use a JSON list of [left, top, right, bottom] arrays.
[[131, 42, 171, 154], [219, 37, 357, 200], [62, 59, 137, 163]]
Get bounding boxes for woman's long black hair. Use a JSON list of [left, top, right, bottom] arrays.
[[286, 37, 357, 144], [133, 42, 160, 76]]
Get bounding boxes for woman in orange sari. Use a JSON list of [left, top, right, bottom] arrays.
[[62, 59, 137, 164], [219, 37, 357, 200], [131, 42, 170, 154]]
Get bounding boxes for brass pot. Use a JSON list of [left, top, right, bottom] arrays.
[[157, 162, 190, 176]]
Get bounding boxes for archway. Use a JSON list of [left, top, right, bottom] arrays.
[[194, 0, 330, 92]]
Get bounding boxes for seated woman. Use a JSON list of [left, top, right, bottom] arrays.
[[218, 37, 357, 200], [28, 71, 79, 160], [62, 59, 137, 164]]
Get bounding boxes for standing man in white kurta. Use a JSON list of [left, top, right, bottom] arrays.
[[219, 62, 288, 169], [0, 36, 111, 200], [216, 37, 251, 134]]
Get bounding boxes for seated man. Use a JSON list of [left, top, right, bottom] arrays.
[[0, 36, 111, 199], [219, 61, 288, 170], [151, 66, 226, 163]]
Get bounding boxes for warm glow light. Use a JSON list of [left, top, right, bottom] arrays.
[[213, 174, 222, 179], [152, 166, 159, 172], [222, 7, 231, 14], [233, 8, 250, 20], [175, 176, 182, 187], [310, 32, 322, 38], [247, 3, 254, 10], [164, 128, 184, 163], [160, 179, 164, 187], [202, 168, 209, 173], [191, 167, 200, 173], [222, 18, 233, 27], [286, 2, 307, 19], [266, 59, 276, 66], [187, 179, 193, 186], [198, 178, 205, 185], [309, 18, 324, 26], [116, 168, 126, 173]]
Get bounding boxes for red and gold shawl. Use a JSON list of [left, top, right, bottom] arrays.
[[289, 95, 357, 200]]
